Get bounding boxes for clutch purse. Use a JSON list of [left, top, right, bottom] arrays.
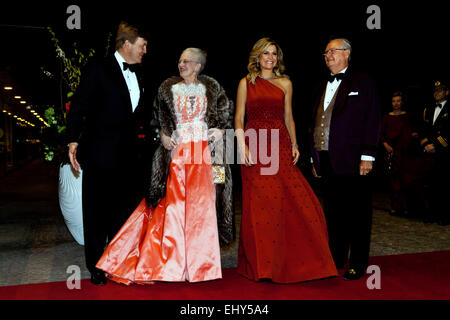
[[212, 165, 225, 184]]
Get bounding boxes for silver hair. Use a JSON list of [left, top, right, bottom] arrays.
[[184, 48, 207, 73], [333, 38, 352, 62]]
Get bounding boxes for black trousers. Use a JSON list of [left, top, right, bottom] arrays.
[[423, 154, 450, 222], [318, 151, 373, 271], [81, 163, 144, 274]]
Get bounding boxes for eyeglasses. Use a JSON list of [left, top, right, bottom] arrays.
[[323, 48, 348, 56], [178, 59, 198, 65]]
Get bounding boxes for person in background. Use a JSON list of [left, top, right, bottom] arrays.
[[418, 80, 449, 225], [381, 91, 416, 217]]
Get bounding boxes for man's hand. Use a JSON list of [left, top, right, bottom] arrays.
[[360, 160, 373, 176], [68, 142, 80, 172], [424, 143, 436, 153]]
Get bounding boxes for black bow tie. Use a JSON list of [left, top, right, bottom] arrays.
[[436, 103, 442, 109], [123, 62, 138, 73], [328, 73, 345, 83]]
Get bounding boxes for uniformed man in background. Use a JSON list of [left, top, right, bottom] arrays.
[[419, 80, 449, 225]]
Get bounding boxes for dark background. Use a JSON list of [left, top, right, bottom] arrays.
[[0, 0, 448, 147]]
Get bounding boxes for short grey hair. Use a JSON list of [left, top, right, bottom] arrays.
[[184, 47, 207, 73], [333, 38, 352, 61]]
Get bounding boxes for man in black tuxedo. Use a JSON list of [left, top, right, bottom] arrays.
[[419, 80, 449, 225], [309, 38, 381, 280], [66, 21, 150, 285]]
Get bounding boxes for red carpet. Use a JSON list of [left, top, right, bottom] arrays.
[[1, 251, 450, 300]]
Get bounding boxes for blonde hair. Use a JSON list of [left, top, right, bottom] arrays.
[[246, 38, 286, 84]]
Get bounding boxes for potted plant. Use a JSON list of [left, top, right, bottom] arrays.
[[42, 27, 107, 245]]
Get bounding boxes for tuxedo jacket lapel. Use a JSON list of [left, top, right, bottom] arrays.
[[108, 56, 133, 113], [434, 103, 449, 126], [332, 69, 352, 115], [134, 70, 145, 113]]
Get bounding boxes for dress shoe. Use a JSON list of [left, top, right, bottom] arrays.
[[343, 268, 364, 281], [389, 209, 407, 217], [90, 271, 107, 285], [389, 209, 401, 217], [423, 216, 436, 224]]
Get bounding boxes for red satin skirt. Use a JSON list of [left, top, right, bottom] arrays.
[[96, 140, 222, 284]]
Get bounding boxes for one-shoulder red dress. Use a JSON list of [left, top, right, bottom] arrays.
[[237, 77, 338, 283]]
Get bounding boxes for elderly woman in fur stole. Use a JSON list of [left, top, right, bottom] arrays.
[[96, 48, 234, 284]]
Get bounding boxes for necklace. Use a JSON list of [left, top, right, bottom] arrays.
[[175, 82, 205, 117], [258, 73, 275, 80]]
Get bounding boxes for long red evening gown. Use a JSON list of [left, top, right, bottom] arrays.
[[237, 77, 338, 283], [380, 113, 420, 211], [96, 82, 222, 284]]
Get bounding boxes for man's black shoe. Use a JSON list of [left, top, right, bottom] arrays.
[[423, 216, 436, 224], [342, 268, 364, 281]]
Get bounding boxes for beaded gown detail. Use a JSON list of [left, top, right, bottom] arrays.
[[96, 83, 222, 284], [237, 77, 338, 283]]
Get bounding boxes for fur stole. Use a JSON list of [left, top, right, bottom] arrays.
[[147, 75, 235, 246]]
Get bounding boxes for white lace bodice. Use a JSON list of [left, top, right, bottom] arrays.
[[171, 82, 208, 143]]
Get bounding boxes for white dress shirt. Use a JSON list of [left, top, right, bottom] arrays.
[[114, 51, 140, 112], [433, 100, 447, 124], [324, 67, 348, 111], [324, 67, 374, 162]]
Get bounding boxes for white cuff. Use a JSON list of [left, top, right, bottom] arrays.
[[361, 155, 375, 161]]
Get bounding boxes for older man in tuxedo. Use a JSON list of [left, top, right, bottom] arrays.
[[310, 38, 381, 280], [66, 21, 151, 285]]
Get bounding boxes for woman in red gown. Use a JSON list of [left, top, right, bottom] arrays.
[[381, 91, 417, 216], [234, 38, 337, 283]]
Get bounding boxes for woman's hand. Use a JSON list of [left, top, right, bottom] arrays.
[[160, 131, 177, 150], [244, 146, 255, 167], [208, 128, 224, 142], [292, 145, 300, 165], [383, 142, 393, 153], [239, 144, 254, 167]]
